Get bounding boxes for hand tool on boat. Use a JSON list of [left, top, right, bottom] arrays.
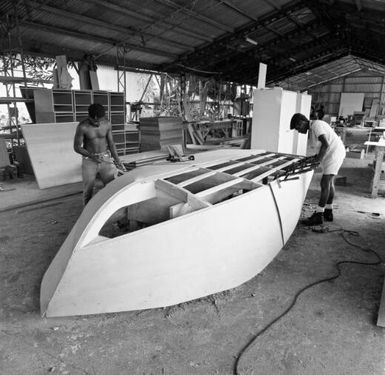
[[278, 155, 319, 180], [166, 144, 195, 162], [166, 154, 195, 162]]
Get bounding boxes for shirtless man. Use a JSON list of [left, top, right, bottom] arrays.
[[74, 103, 126, 206]]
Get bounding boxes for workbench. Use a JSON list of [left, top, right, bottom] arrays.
[[364, 140, 385, 198]]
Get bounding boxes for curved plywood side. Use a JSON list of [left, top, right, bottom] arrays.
[[270, 171, 313, 243], [41, 149, 313, 317], [40, 151, 241, 316], [44, 185, 283, 317], [40, 178, 158, 316]]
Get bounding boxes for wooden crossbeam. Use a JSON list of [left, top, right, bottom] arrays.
[[178, 170, 218, 187], [247, 158, 301, 182], [196, 177, 245, 199], [235, 156, 288, 177]]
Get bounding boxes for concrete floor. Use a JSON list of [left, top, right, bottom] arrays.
[[0, 156, 385, 375]]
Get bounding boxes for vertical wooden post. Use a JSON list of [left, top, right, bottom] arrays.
[[257, 63, 267, 89], [371, 146, 385, 198]]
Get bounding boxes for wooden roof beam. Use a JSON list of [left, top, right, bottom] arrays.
[[27, 1, 192, 51], [266, 48, 349, 84], [19, 39, 160, 71], [81, 0, 213, 43], [183, 20, 327, 71], [152, 0, 234, 32], [219, 43, 347, 85], [21, 21, 178, 59], [215, 0, 288, 40], [173, 1, 308, 67]]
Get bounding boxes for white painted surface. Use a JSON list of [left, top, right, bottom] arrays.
[[293, 93, 312, 155], [339, 93, 364, 117], [40, 149, 313, 317], [257, 63, 267, 89], [44, 185, 283, 316], [251, 88, 297, 153], [21, 122, 81, 188]]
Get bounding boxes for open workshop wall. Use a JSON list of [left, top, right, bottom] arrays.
[[308, 71, 385, 118]]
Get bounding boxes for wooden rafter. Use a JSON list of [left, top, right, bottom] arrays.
[[27, 1, 192, 51], [82, 0, 213, 43], [153, 0, 234, 32], [21, 21, 178, 59], [172, 1, 307, 67]]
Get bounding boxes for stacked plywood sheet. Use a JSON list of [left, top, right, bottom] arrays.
[[139, 117, 183, 151]]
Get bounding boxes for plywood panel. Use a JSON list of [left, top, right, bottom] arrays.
[[21, 122, 81, 189], [0, 138, 9, 168], [44, 184, 283, 317], [251, 88, 299, 154], [339, 93, 364, 117]]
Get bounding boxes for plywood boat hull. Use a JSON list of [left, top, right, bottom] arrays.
[[41, 149, 313, 317]]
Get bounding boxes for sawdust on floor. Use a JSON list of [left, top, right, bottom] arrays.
[[1, 157, 385, 375]]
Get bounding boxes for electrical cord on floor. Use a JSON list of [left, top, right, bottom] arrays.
[[233, 228, 383, 375]]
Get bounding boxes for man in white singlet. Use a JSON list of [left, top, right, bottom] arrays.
[[290, 113, 346, 225]]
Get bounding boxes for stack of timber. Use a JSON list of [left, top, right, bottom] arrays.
[[139, 117, 183, 151], [121, 150, 169, 169]]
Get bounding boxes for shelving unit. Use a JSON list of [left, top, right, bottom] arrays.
[[53, 89, 74, 123], [124, 129, 140, 154], [109, 92, 134, 156], [23, 88, 139, 155], [73, 90, 92, 122]]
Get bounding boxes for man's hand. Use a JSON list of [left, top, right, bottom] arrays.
[[115, 160, 127, 172], [306, 154, 320, 164], [91, 154, 103, 163]]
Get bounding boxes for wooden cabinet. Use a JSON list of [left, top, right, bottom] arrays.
[[24, 88, 139, 155], [251, 87, 311, 155]]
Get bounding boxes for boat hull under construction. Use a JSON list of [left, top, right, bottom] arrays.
[[40, 149, 314, 317]]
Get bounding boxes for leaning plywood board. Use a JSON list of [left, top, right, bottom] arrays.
[[377, 278, 385, 327], [40, 149, 315, 317], [339, 93, 364, 117], [21, 122, 81, 189]]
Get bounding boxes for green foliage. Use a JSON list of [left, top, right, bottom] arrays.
[[1, 54, 56, 81]]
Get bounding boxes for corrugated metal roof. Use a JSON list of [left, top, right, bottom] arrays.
[[275, 55, 385, 91], [0, 0, 384, 85]]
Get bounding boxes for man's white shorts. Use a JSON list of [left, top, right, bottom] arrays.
[[321, 148, 346, 175]]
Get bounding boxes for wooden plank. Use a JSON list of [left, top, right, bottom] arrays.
[[377, 278, 385, 327], [0, 97, 34, 104], [196, 177, 245, 199], [155, 179, 209, 210], [0, 138, 9, 168], [371, 147, 385, 198], [236, 156, 287, 178], [198, 180, 260, 205], [21, 122, 81, 189], [178, 170, 217, 187], [247, 158, 300, 182]]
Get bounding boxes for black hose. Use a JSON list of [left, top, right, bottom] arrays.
[[233, 229, 383, 375]]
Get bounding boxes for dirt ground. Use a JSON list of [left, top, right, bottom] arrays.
[[1, 156, 385, 375]]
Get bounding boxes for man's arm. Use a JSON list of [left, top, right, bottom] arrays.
[[315, 134, 329, 162], [74, 124, 89, 157], [106, 124, 126, 170], [74, 124, 101, 162]]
